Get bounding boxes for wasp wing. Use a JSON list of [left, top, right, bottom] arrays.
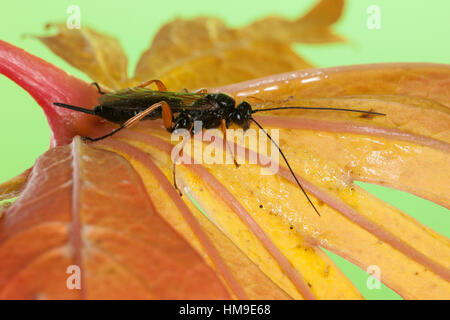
[[99, 88, 208, 110]]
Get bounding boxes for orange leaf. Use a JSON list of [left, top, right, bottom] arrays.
[[35, 0, 345, 91], [36, 24, 129, 90], [134, 0, 345, 89], [0, 137, 229, 299], [242, 0, 345, 43]]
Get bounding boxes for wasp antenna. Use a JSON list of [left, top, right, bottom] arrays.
[[249, 117, 320, 217], [252, 106, 385, 116], [53, 102, 96, 115]]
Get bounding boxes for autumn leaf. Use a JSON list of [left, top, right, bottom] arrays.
[[0, 137, 232, 299], [241, 0, 345, 43], [1, 0, 449, 300], [35, 23, 129, 90], [35, 0, 345, 91], [0, 168, 31, 201]]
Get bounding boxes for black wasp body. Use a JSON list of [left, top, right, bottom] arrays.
[[91, 89, 252, 134], [53, 80, 385, 216]]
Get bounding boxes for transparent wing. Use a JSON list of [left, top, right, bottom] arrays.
[[99, 87, 205, 106]]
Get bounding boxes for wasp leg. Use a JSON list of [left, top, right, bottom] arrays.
[[172, 122, 194, 197], [135, 79, 167, 92], [161, 101, 174, 130], [83, 101, 172, 142], [91, 82, 109, 95], [221, 120, 239, 167], [173, 162, 182, 196]]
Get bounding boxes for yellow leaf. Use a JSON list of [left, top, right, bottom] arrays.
[[36, 1, 345, 91], [36, 23, 128, 90], [2, 0, 448, 299], [0, 168, 32, 201], [242, 0, 345, 43], [134, 0, 345, 89]]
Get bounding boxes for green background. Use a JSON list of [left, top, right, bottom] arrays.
[[0, 0, 448, 299]]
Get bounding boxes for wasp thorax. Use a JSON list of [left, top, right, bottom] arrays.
[[172, 111, 193, 132], [208, 93, 236, 109]]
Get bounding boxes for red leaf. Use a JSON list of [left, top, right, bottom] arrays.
[[0, 41, 100, 146], [0, 137, 229, 299]]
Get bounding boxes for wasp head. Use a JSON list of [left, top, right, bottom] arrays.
[[230, 101, 252, 130]]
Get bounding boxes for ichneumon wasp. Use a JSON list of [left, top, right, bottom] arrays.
[[54, 79, 385, 216]]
